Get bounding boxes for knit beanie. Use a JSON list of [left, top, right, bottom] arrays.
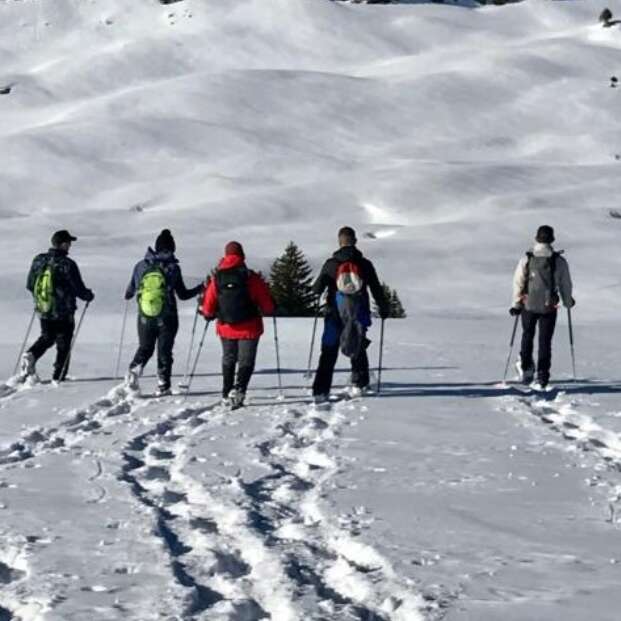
[[535, 225, 555, 244], [224, 241, 245, 258], [155, 229, 176, 253]]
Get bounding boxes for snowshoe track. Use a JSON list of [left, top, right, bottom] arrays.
[[117, 393, 432, 620], [505, 391, 621, 524]]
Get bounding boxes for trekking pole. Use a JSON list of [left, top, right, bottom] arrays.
[[13, 308, 36, 376], [184, 320, 210, 397], [59, 302, 90, 382], [502, 314, 520, 383], [567, 307, 576, 380], [272, 316, 283, 396], [376, 318, 386, 395], [304, 302, 320, 379], [113, 300, 130, 379], [179, 303, 201, 389]]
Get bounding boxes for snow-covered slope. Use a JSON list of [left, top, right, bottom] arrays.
[[2, 1, 621, 619]]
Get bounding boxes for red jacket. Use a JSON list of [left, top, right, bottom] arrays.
[[202, 254, 275, 340]]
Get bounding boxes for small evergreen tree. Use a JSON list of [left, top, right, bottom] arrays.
[[269, 242, 315, 316], [373, 282, 407, 318]]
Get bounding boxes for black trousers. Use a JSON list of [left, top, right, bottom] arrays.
[[28, 317, 75, 381], [520, 309, 557, 383], [312, 316, 371, 397], [221, 338, 259, 397], [130, 314, 178, 386]]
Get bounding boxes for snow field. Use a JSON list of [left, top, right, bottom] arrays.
[[3, 0, 621, 619]]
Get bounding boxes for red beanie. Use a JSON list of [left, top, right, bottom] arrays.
[[225, 241, 244, 258]]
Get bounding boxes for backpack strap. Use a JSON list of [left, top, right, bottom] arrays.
[[521, 252, 533, 296]]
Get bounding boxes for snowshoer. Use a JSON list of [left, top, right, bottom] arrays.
[[201, 241, 275, 409], [510, 225, 574, 389], [21, 230, 95, 382], [125, 229, 203, 395], [311, 226, 389, 403]]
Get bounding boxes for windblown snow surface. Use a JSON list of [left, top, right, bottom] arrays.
[[2, 0, 621, 619]]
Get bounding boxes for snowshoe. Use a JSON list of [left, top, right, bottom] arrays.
[[18, 352, 36, 382]]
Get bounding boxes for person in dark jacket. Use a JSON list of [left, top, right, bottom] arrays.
[[21, 230, 95, 382], [125, 229, 203, 395], [312, 227, 389, 403], [201, 241, 275, 408]]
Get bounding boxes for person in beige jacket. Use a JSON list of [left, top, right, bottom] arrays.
[[510, 225, 574, 388]]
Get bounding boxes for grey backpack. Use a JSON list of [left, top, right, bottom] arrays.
[[523, 251, 561, 313]]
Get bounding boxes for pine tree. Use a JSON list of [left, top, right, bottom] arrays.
[[269, 242, 315, 316], [389, 287, 406, 318], [373, 282, 406, 318]]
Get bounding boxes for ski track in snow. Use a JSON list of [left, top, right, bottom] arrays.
[[502, 389, 621, 523], [118, 395, 434, 620], [0, 382, 146, 467]]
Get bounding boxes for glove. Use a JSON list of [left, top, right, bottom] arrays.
[[204, 315, 215, 322], [569, 297, 576, 308], [124, 291, 133, 301], [379, 305, 390, 320], [509, 306, 521, 317], [85, 290, 95, 303]]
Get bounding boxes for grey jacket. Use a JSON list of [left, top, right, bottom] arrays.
[[512, 243, 573, 312]]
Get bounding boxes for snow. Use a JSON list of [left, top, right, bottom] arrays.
[[2, 0, 621, 619]]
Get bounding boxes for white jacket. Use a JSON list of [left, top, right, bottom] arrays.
[[512, 243, 573, 309]]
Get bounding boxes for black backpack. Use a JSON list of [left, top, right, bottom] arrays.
[[215, 267, 259, 324]]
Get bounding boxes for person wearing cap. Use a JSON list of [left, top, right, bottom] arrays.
[[510, 225, 574, 389], [125, 229, 203, 395], [21, 230, 95, 381], [201, 241, 275, 408], [311, 226, 389, 403]]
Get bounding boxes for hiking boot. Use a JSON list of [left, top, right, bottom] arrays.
[[156, 376, 171, 397], [125, 366, 141, 391], [515, 360, 534, 385], [531, 380, 548, 391], [19, 352, 35, 380], [313, 393, 329, 406], [229, 388, 245, 409]]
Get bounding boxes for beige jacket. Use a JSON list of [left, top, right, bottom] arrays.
[[512, 243, 573, 309]]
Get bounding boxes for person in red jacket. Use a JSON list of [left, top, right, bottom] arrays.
[[202, 241, 275, 408]]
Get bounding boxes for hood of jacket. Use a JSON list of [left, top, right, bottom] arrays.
[[332, 245, 363, 263], [144, 247, 178, 265], [530, 242, 555, 258], [218, 254, 246, 270]]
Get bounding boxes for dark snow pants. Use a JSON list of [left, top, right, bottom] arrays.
[[520, 309, 557, 384], [130, 314, 178, 387], [29, 317, 75, 381], [312, 318, 370, 396], [221, 338, 259, 397]]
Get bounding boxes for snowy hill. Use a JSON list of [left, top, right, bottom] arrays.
[[2, 1, 621, 619]]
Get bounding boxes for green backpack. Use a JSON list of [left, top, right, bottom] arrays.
[[34, 262, 56, 315], [138, 266, 167, 318]]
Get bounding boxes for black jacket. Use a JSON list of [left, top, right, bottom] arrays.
[[313, 246, 388, 319], [27, 248, 93, 319]]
